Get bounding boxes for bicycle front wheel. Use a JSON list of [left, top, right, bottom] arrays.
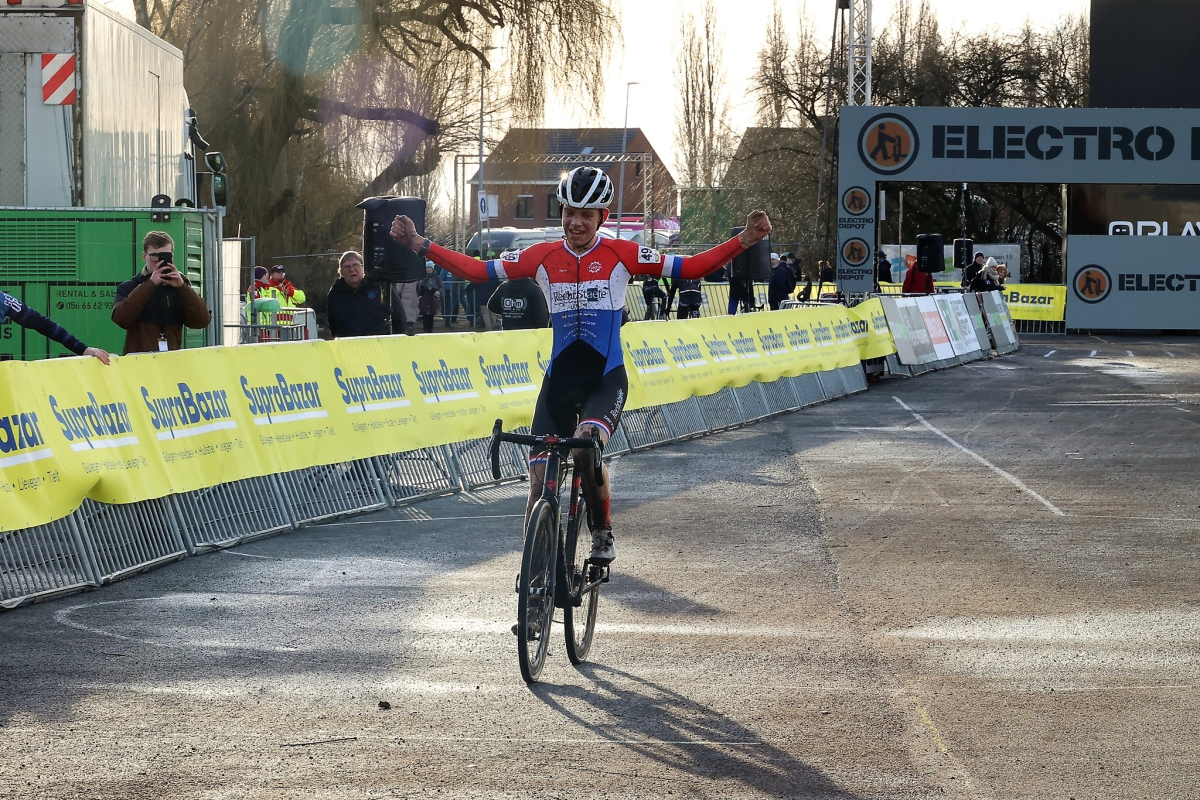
[[563, 491, 600, 664], [518, 499, 557, 683]]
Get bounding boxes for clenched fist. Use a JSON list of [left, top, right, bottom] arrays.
[[737, 210, 772, 248], [390, 215, 420, 250]]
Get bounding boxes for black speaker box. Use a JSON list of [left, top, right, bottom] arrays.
[[729, 227, 771, 281], [359, 196, 426, 282], [916, 233, 944, 273]]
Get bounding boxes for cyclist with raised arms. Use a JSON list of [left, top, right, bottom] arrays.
[[391, 166, 771, 564]]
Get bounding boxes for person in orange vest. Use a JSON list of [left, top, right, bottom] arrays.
[[267, 264, 306, 307]]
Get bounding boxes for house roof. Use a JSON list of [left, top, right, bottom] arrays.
[[469, 128, 675, 186]]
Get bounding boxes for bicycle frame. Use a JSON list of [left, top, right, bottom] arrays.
[[490, 420, 608, 608]]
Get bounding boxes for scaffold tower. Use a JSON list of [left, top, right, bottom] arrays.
[[847, 0, 872, 106]]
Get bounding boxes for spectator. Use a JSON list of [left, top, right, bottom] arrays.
[[112, 231, 211, 354], [246, 265, 270, 303], [487, 277, 550, 330], [902, 263, 936, 295], [2, 291, 110, 363], [416, 261, 443, 333], [267, 264, 306, 307], [326, 250, 402, 338], [641, 276, 667, 319], [819, 260, 836, 283], [727, 274, 753, 314], [995, 263, 1009, 287], [768, 253, 797, 310], [394, 281, 418, 336], [962, 251, 986, 288], [970, 261, 1003, 292], [439, 267, 462, 328], [477, 252, 502, 330], [876, 251, 893, 285], [675, 278, 703, 319]]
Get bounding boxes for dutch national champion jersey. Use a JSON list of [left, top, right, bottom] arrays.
[[427, 235, 745, 374]]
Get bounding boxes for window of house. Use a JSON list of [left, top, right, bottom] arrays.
[[547, 193, 562, 219], [515, 195, 534, 219]]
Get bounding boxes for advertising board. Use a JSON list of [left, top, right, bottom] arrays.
[[1065, 236, 1200, 330]]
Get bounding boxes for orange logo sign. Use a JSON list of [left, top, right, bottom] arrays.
[[842, 238, 871, 267], [858, 113, 919, 175], [842, 186, 871, 216], [1073, 265, 1111, 304]]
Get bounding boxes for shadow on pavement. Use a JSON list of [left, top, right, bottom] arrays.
[[530, 663, 867, 799]]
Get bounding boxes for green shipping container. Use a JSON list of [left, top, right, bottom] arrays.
[[0, 208, 216, 361]]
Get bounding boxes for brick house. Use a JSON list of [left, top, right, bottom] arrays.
[[468, 128, 678, 230]]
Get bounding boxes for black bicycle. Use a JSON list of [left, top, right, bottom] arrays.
[[489, 419, 610, 683]]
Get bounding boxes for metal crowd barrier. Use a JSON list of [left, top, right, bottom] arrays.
[[1012, 319, 1065, 335], [0, 364, 875, 610]]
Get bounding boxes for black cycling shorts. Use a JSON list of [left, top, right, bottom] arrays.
[[531, 342, 627, 452]]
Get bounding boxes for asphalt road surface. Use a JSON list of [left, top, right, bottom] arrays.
[[2, 335, 1197, 799]]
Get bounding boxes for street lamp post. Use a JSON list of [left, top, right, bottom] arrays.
[[476, 47, 496, 258], [616, 81, 638, 240], [477, 56, 486, 257]]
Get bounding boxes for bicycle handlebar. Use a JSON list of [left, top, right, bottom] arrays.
[[489, 418, 605, 486]]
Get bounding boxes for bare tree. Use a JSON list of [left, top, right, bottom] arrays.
[[748, 1, 1091, 279], [131, 0, 617, 259], [673, 0, 735, 189]]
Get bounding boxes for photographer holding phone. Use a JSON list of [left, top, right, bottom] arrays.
[[112, 231, 211, 354]]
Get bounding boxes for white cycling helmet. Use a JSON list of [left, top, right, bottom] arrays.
[[557, 166, 615, 209]]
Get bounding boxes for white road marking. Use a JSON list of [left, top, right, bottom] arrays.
[[1026, 684, 1197, 693], [893, 397, 1064, 517], [1089, 350, 1098, 358], [1127, 350, 1135, 357], [1068, 513, 1200, 523], [1167, 351, 1177, 358], [835, 426, 917, 432], [1043, 350, 1057, 358]]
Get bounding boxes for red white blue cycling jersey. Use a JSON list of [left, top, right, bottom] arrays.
[[427, 236, 744, 374]]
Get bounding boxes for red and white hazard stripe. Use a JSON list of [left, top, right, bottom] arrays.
[[41, 54, 76, 105]]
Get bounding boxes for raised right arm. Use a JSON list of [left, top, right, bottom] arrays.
[[425, 241, 540, 283], [389, 214, 539, 283]]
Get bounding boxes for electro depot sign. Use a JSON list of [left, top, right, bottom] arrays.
[[837, 106, 1200, 300], [1066, 236, 1200, 329]]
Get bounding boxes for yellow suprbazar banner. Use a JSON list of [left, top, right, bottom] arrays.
[[846, 298, 898, 360], [623, 305, 868, 408], [1000, 284, 1066, 321], [0, 305, 887, 532]]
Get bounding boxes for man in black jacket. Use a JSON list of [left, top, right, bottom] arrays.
[[486, 277, 549, 330], [768, 255, 798, 310], [325, 251, 404, 338]]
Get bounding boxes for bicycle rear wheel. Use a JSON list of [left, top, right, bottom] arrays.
[[563, 490, 600, 664], [518, 499, 556, 683]]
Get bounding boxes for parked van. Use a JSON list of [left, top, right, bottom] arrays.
[[466, 227, 560, 256]]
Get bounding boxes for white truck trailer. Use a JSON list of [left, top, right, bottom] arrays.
[[0, 0, 195, 207]]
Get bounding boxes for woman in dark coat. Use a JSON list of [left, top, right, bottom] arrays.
[[417, 261, 444, 333]]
